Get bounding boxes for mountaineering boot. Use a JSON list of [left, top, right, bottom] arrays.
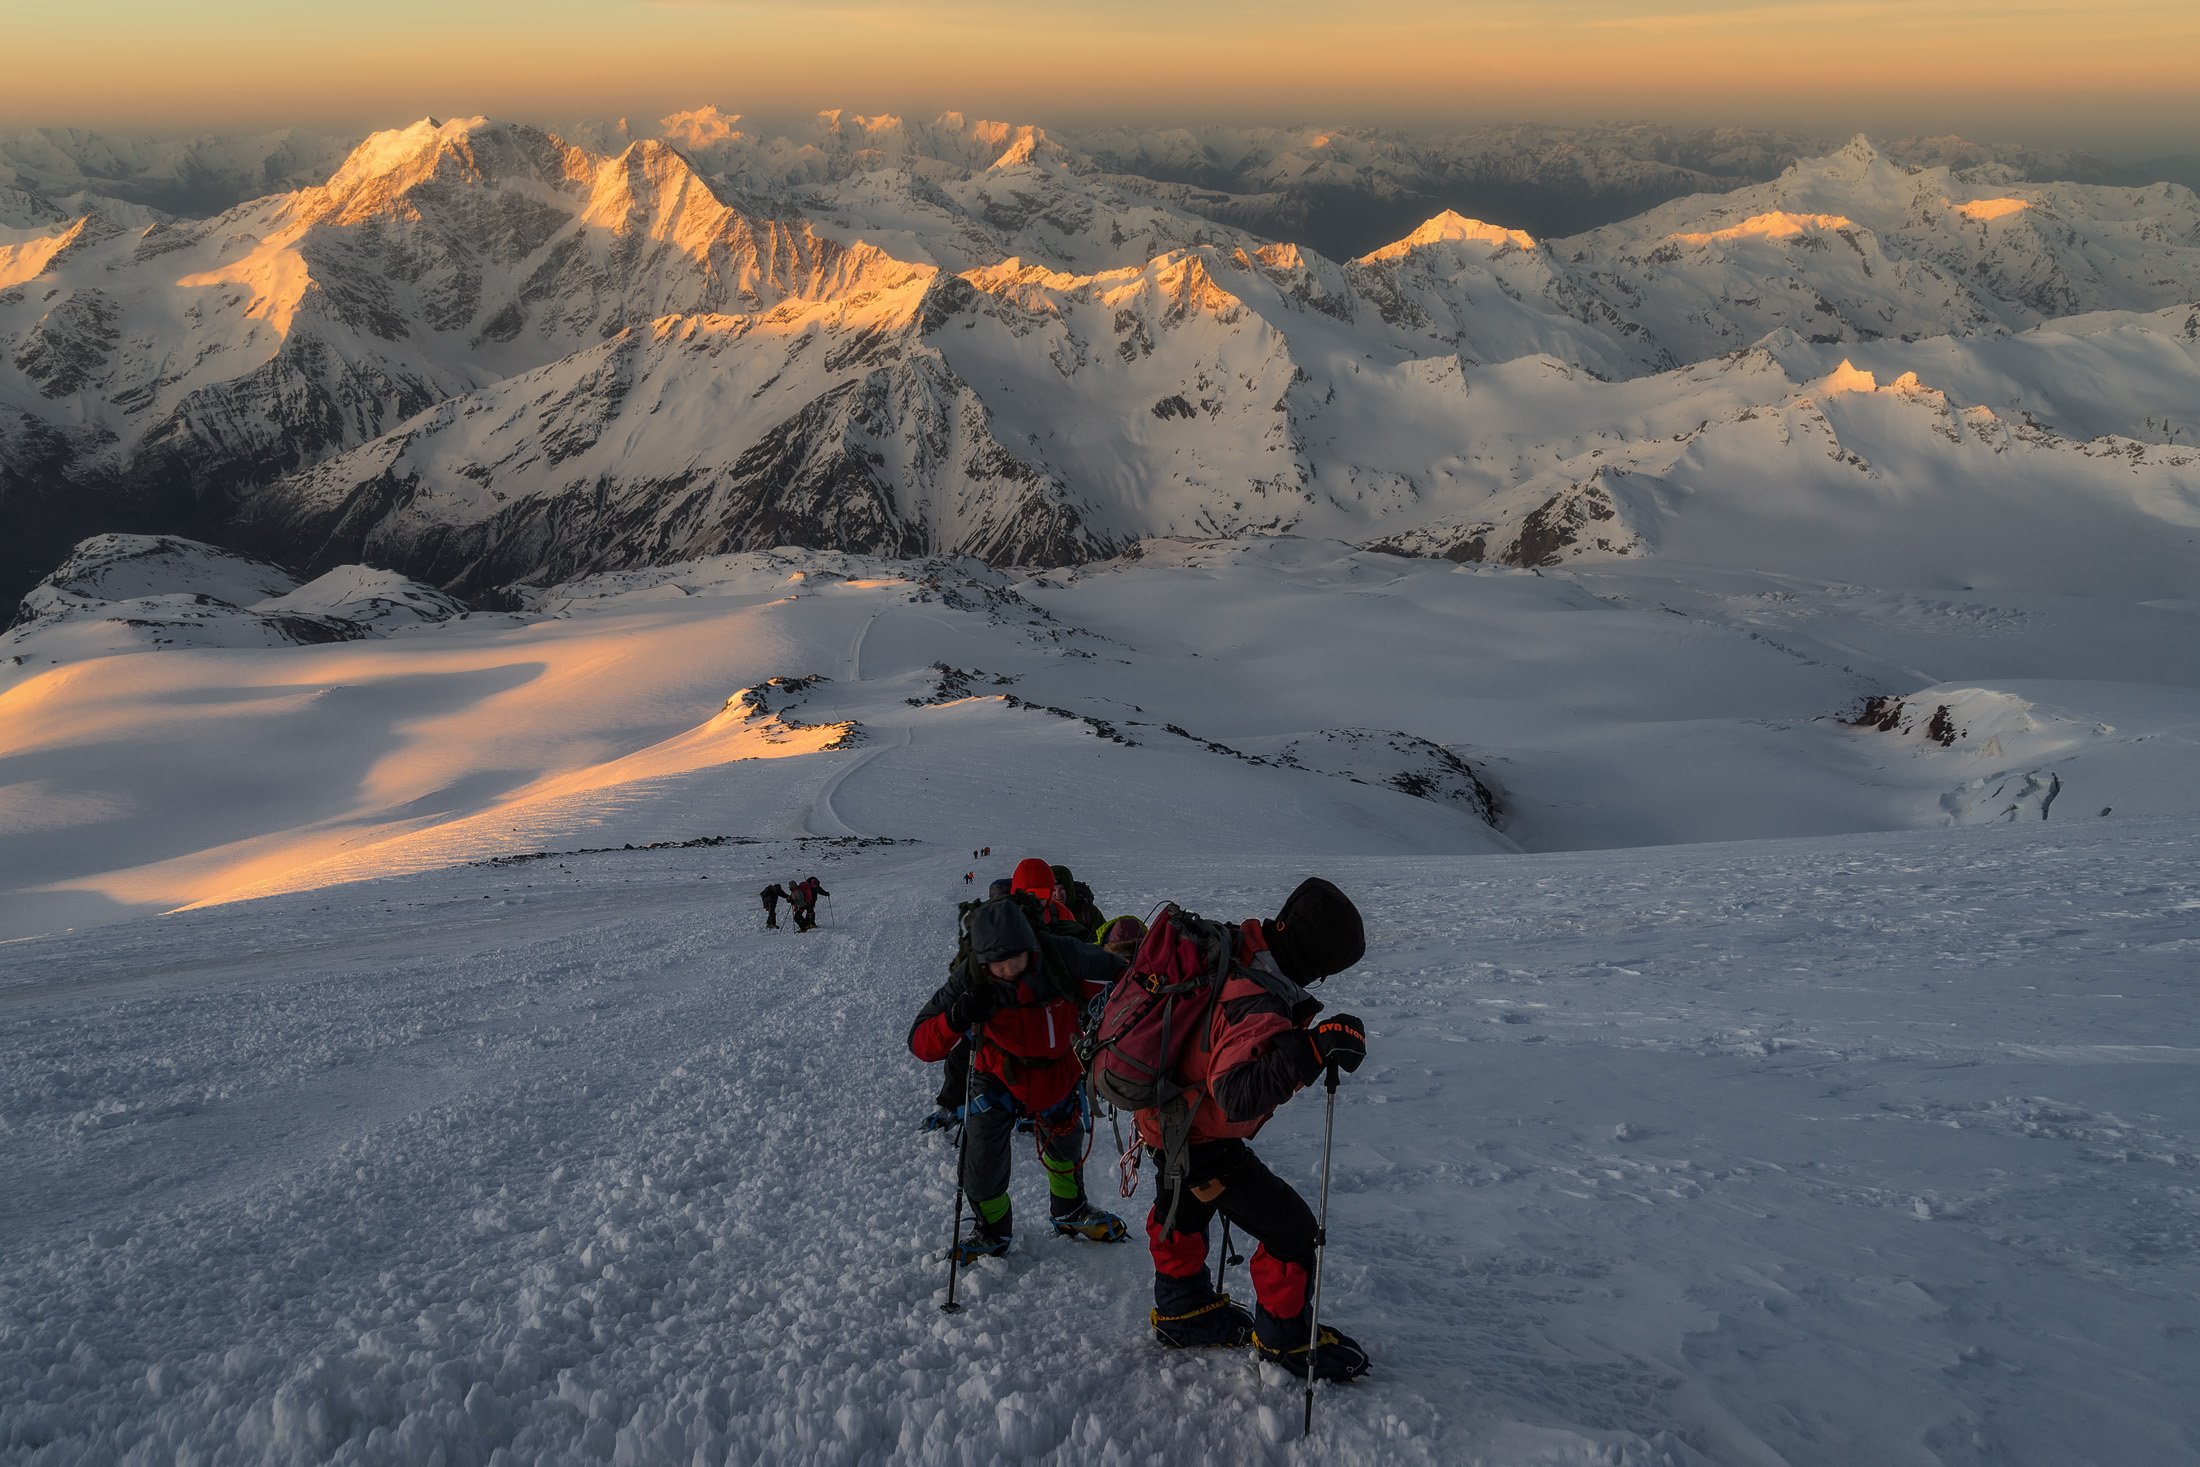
[[948, 1198, 1012, 1264], [1252, 1322, 1371, 1381], [947, 1230, 1011, 1264], [1050, 1201, 1128, 1242], [1151, 1297, 1253, 1349]]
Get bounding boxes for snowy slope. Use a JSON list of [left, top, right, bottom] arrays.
[[6, 535, 2197, 946], [1, 819, 2194, 1463], [0, 540, 1529, 941], [1760, 302, 2200, 446]]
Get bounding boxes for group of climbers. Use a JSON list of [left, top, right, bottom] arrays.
[[758, 876, 828, 931], [906, 855, 1373, 1382]]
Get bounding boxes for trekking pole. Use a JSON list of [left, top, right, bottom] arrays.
[[1303, 1064, 1341, 1438], [940, 1034, 978, 1314], [1215, 1219, 1244, 1299]]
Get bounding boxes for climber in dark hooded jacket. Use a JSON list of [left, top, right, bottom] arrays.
[[921, 877, 1019, 1131], [910, 896, 1128, 1258]]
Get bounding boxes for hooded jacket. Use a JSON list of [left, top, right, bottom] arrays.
[[910, 924, 1126, 1114]]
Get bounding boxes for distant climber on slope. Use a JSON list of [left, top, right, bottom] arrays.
[[790, 876, 828, 932], [909, 896, 1129, 1259], [760, 882, 790, 930]]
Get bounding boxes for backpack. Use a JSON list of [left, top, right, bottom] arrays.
[[1066, 880, 1105, 936], [1078, 904, 1239, 1222]]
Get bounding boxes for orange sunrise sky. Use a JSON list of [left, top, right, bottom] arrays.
[[7, 0, 2197, 154]]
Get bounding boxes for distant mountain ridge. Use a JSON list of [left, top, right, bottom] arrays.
[[4, 113, 2199, 607], [4, 113, 2142, 250]]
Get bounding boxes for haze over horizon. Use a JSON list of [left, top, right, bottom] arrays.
[[8, 0, 2198, 159]]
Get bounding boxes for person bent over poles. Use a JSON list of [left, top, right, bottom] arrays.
[[1140, 878, 1373, 1381]]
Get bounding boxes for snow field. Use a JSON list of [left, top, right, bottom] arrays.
[[4, 816, 2197, 1463], [7, 537, 2199, 951]]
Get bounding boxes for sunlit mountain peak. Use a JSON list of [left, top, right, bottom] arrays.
[[320, 115, 500, 198], [1357, 210, 1537, 264], [1670, 210, 1861, 246], [0, 215, 90, 291], [817, 109, 905, 137]]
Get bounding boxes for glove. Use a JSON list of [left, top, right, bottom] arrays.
[[946, 983, 999, 1033], [1307, 1013, 1367, 1074]]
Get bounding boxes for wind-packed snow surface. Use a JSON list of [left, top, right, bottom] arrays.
[[2, 820, 2195, 1464]]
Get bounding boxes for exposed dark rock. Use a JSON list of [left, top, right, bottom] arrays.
[[1508, 479, 1621, 568]]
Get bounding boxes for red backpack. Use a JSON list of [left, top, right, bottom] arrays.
[[1082, 904, 1239, 1217]]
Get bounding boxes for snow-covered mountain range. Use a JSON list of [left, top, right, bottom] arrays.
[[5, 113, 2198, 605]]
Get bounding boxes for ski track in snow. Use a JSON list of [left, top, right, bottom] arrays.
[[802, 728, 912, 841], [3, 820, 2198, 1464]]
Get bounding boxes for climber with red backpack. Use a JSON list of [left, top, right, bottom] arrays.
[[909, 895, 1130, 1261], [789, 875, 828, 932], [1083, 877, 1372, 1383]]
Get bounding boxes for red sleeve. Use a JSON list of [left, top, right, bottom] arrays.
[[910, 1010, 963, 1062]]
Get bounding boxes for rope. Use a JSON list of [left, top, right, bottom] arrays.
[[1117, 1130, 1144, 1199]]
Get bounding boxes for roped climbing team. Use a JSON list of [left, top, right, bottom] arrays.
[[905, 854, 1373, 1383]]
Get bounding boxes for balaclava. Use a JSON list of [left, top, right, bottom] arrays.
[[1260, 877, 1365, 983]]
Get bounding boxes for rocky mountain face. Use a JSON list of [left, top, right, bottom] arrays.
[[5, 115, 2200, 603]]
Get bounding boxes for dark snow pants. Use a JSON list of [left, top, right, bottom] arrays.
[[1147, 1139, 1318, 1348], [962, 1086, 1088, 1231]]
